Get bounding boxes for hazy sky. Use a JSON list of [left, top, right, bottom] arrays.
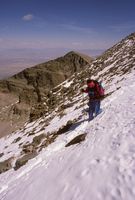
[[0, 0, 135, 79], [0, 0, 135, 51]]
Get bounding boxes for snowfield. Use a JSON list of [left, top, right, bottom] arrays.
[[0, 68, 135, 200]]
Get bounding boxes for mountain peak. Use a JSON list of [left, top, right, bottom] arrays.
[[64, 51, 93, 63], [64, 51, 77, 55]]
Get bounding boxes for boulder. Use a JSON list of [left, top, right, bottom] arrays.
[[65, 133, 87, 147]]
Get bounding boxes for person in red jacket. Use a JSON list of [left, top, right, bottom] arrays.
[[82, 79, 104, 121]]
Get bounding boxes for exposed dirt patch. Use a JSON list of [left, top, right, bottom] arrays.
[[0, 157, 14, 174]]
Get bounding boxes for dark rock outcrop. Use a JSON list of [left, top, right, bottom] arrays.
[[0, 157, 14, 174], [14, 152, 37, 170], [65, 133, 87, 147]]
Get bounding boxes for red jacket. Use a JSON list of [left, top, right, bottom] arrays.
[[82, 84, 102, 100]]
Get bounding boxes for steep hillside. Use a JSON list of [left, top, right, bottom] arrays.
[[0, 71, 135, 200], [0, 32, 135, 200], [93, 32, 135, 81]]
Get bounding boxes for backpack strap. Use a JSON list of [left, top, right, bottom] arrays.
[[95, 81, 104, 96]]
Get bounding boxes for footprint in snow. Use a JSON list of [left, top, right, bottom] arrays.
[[80, 168, 90, 177]]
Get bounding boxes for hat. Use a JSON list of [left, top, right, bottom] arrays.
[[86, 79, 92, 84], [87, 80, 95, 88]]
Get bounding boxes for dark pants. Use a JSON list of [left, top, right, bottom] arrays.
[[88, 100, 101, 121]]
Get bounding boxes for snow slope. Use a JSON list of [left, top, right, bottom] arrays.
[[0, 69, 135, 200]]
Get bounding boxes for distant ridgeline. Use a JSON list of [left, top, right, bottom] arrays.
[[0, 51, 93, 105]]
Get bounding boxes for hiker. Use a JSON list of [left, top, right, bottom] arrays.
[[81, 79, 104, 121]]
